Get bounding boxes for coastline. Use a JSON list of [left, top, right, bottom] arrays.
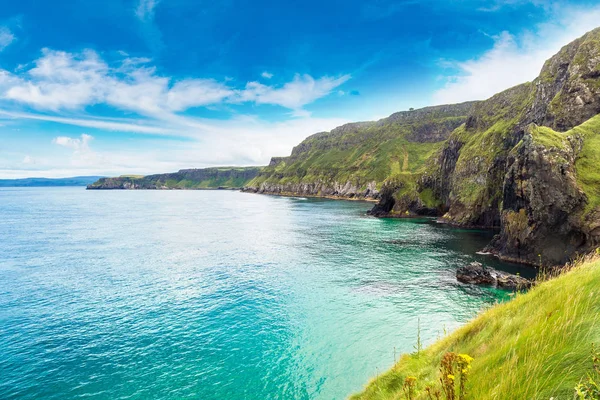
[[86, 186, 242, 191], [240, 189, 379, 203]]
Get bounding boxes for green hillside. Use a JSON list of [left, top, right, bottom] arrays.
[[246, 102, 477, 199], [247, 27, 600, 267], [87, 167, 262, 190]]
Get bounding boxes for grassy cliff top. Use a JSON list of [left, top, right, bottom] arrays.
[[351, 256, 600, 399], [248, 102, 478, 190]]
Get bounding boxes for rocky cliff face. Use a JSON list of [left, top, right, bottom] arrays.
[[245, 102, 477, 199], [87, 167, 262, 190], [373, 27, 600, 266]]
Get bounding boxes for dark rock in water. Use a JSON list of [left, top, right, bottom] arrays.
[[457, 262, 532, 290], [495, 271, 533, 290], [456, 262, 496, 285]]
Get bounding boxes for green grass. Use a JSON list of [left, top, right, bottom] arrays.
[[248, 104, 473, 192], [530, 124, 570, 149], [118, 174, 145, 178], [249, 135, 444, 191], [571, 116, 600, 212], [352, 256, 600, 400]]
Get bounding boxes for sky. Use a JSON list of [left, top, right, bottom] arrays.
[[0, 0, 600, 178]]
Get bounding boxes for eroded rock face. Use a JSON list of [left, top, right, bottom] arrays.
[[456, 262, 532, 290], [249, 180, 380, 199], [489, 132, 588, 265], [370, 27, 600, 266]]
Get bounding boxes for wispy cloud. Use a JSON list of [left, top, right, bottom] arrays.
[[0, 110, 173, 134], [0, 114, 351, 178], [52, 133, 93, 151], [478, 0, 552, 12], [261, 71, 274, 79], [238, 74, 351, 110], [135, 0, 164, 52], [0, 27, 15, 51], [433, 4, 600, 104], [0, 49, 350, 120], [135, 0, 159, 22]]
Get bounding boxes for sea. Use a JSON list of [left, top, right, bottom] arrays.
[[0, 187, 534, 399]]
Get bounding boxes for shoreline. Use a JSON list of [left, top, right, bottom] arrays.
[[86, 186, 242, 191], [240, 189, 379, 203]]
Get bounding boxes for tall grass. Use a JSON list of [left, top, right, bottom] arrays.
[[351, 256, 600, 399]]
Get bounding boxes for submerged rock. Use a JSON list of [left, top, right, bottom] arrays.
[[456, 262, 532, 290]]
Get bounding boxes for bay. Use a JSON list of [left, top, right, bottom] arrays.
[[0, 188, 531, 399]]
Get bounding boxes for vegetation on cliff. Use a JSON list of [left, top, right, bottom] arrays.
[[352, 256, 600, 400], [245, 102, 477, 199], [87, 167, 262, 190], [245, 27, 600, 266]]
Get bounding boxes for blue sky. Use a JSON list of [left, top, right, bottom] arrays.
[[0, 0, 599, 178]]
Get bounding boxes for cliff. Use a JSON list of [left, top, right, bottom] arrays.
[[371, 27, 600, 266], [244, 102, 477, 199], [245, 27, 600, 266], [87, 167, 262, 190]]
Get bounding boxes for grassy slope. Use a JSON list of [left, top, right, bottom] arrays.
[[248, 106, 474, 191], [256, 136, 441, 185], [352, 257, 600, 400], [250, 129, 441, 189]]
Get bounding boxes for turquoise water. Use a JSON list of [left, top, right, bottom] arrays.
[[0, 188, 532, 399]]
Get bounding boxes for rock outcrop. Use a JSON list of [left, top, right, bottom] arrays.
[[457, 262, 532, 290], [244, 180, 379, 199], [371, 27, 600, 266]]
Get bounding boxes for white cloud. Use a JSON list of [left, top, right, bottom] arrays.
[[432, 5, 600, 104], [4, 49, 107, 110], [50, 134, 108, 171], [0, 49, 349, 117], [166, 79, 234, 111], [53, 133, 93, 152], [0, 110, 172, 134], [22, 155, 34, 164], [0, 114, 350, 178], [0, 27, 15, 51], [135, 0, 159, 22], [238, 73, 351, 110], [261, 71, 274, 79]]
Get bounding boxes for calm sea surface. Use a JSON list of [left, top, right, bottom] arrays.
[[0, 188, 533, 399]]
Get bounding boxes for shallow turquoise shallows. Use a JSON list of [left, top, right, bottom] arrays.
[[0, 188, 533, 399]]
